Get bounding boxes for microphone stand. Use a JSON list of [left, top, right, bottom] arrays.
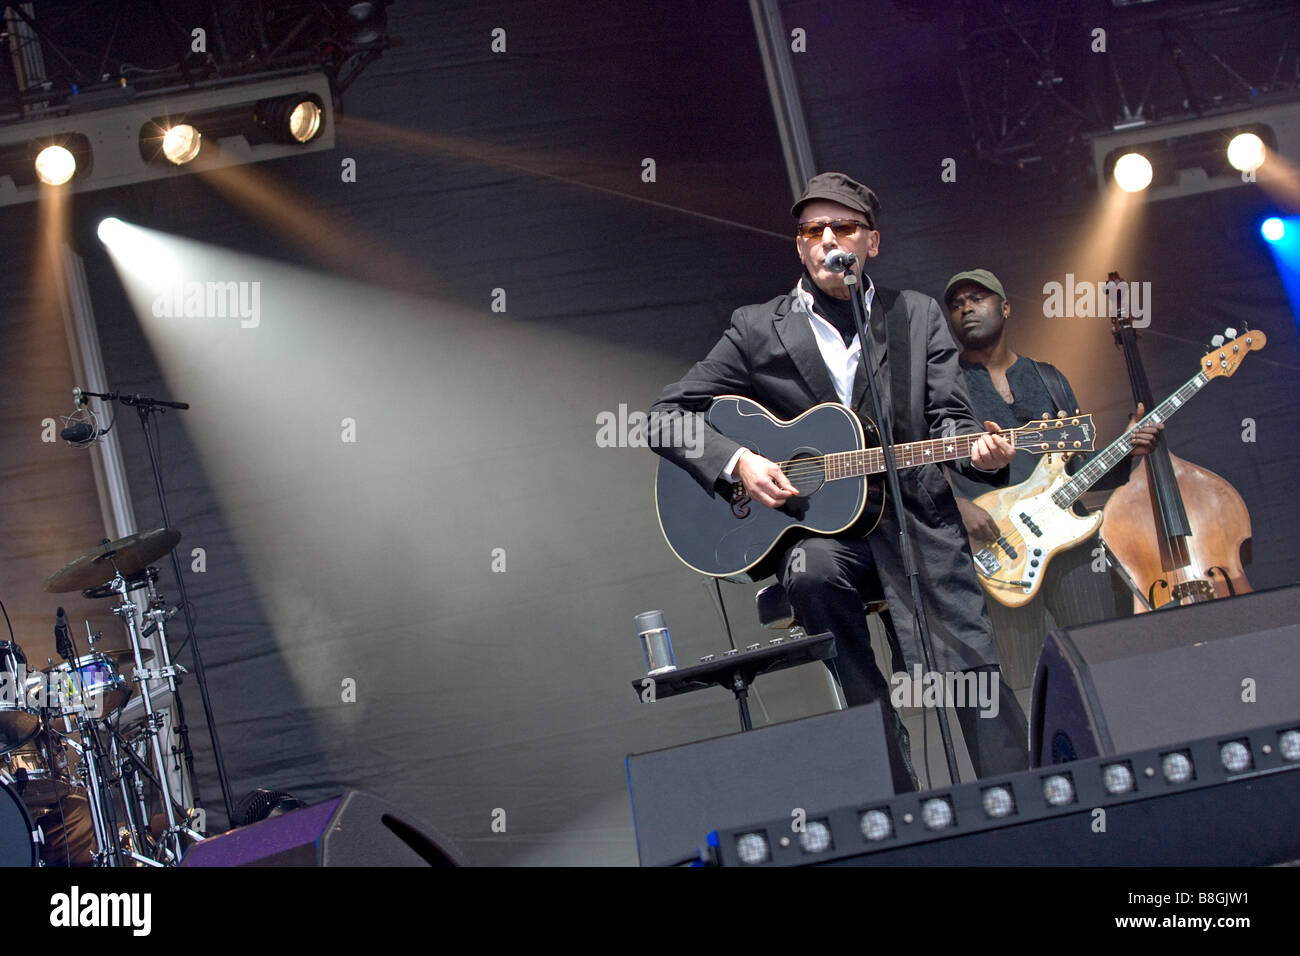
[[841, 264, 963, 786], [79, 388, 237, 827]]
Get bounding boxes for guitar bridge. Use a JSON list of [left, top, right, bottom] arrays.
[[973, 548, 1001, 576], [728, 483, 751, 519]]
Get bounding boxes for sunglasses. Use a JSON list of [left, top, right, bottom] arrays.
[[795, 218, 873, 240]]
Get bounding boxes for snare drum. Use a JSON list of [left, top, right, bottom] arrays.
[[0, 642, 39, 755], [45, 652, 131, 718], [0, 781, 37, 867]]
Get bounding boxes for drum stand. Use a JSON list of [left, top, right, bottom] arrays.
[[104, 565, 204, 864]]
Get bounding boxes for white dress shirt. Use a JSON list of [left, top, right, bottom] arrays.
[[722, 277, 874, 481]]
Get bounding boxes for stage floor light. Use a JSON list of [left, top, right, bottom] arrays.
[[1262, 217, 1285, 242], [34, 145, 76, 185]]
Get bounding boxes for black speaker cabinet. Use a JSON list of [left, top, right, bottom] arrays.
[[180, 790, 466, 866], [1030, 585, 1300, 766], [627, 702, 904, 867]]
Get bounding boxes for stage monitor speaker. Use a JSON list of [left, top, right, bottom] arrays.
[[180, 790, 466, 867], [711, 720, 1300, 866], [1030, 585, 1300, 767], [627, 702, 905, 867]]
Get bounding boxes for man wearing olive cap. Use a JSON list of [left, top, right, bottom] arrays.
[[943, 269, 1162, 688], [651, 173, 1029, 784]]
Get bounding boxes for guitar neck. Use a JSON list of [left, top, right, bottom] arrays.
[[826, 428, 1030, 480], [1056, 370, 1210, 506]]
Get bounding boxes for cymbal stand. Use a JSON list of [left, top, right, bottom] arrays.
[[109, 729, 164, 866], [56, 711, 123, 867], [110, 563, 201, 863], [56, 622, 124, 867]]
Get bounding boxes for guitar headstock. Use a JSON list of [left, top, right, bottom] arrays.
[[1202, 326, 1267, 381], [1012, 414, 1096, 455]]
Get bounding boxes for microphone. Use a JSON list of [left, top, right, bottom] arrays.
[[825, 249, 858, 273], [54, 606, 75, 661], [60, 422, 97, 444]]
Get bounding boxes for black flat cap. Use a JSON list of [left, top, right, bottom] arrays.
[[791, 172, 880, 228]]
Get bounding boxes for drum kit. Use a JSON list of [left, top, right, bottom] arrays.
[[1, 527, 204, 866]]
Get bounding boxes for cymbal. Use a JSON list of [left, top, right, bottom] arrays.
[[42, 528, 181, 594]]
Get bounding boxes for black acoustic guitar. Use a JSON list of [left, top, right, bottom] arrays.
[[655, 396, 1095, 578]]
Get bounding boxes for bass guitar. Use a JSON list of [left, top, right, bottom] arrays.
[[968, 328, 1265, 607], [655, 395, 1094, 578]]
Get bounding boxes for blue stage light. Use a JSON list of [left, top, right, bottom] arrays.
[[1262, 217, 1285, 242]]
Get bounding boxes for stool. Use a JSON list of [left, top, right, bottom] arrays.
[[754, 581, 901, 708]]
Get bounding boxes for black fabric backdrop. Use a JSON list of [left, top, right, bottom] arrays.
[[2, 1, 1296, 866]]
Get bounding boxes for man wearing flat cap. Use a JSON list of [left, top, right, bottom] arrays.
[[942, 269, 1162, 688], [650, 173, 1029, 785]]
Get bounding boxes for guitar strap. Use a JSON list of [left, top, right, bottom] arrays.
[[1030, 360, 1074, 418]]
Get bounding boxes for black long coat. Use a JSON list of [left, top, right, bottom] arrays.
[[650, 280, 1006, 673]]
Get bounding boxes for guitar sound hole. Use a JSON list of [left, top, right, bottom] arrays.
[[782, 449, 825, 496]]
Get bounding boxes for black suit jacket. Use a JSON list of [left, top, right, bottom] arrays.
[[650, 280, 1004, 673]]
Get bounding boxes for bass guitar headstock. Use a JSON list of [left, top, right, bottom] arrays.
[[1202, 327, 1267, 381]]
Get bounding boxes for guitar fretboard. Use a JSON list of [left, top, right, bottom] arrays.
[[823, 427, 1065, 480], [1053, 371, 1210, 508]]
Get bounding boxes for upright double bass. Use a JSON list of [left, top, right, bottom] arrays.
[[1100, 273, 1260, 612]]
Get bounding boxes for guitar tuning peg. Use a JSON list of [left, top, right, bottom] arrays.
[[1211, 335, 1225, 347], [1225, 328, 1238, 339]]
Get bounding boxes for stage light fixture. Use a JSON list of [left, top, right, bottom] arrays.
[[1282, 729, 1300, 760], [1102, 762, 1136, 795], [798, 820, 833, 854], [255, 94, 327, 145], [1262, 218, 1285, 242], [981, 786, 1015, 819], [712, 722, 1300, 866], [1042, 773, 1075, 807], [735, 831, 769, 865], [96, 217, 123, 243], [1090, 107, 1292, 201], [1162, 751, 1194, 784], [921, 797, 954, 830], [1113, 152, 1154, 192], [1226, 132, 1266, 173], [2, 73, 334, 205], [1220, 741, 1252, 773], [161, 124, 203, 165], [34, 144, 76, 185], [859, 809, 893, 841], [340, 1, 390, 47]]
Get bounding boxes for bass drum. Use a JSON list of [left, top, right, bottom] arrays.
[[0, 781, 36, 867]]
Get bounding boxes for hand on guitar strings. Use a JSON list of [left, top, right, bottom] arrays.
[[1126, 403, 1164, 458], [736, 449, 799, 509], [955, 497, 1001, 543], [970, 420, 1016, 471]]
